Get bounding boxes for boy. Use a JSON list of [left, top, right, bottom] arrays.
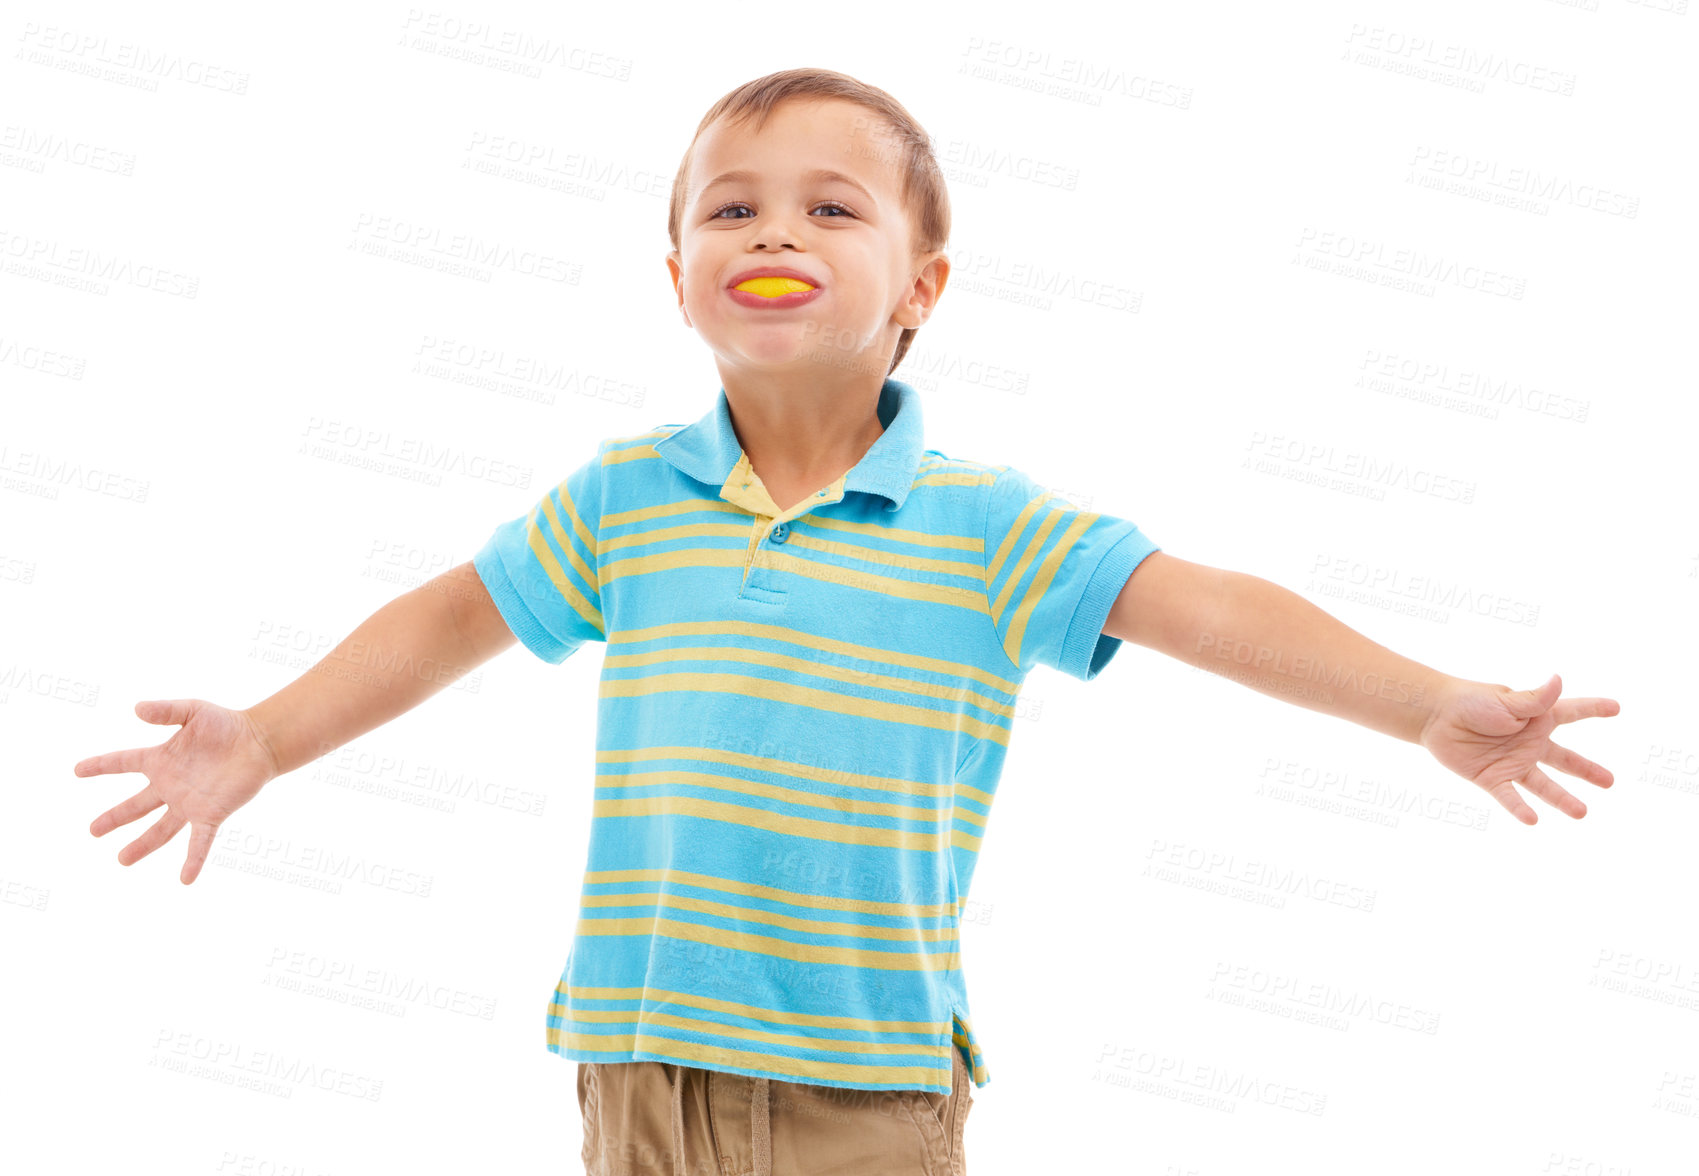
[[76, 68, 1620, 1176]]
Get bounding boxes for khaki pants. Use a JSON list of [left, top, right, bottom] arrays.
[[577, 1046, 975, 1176]]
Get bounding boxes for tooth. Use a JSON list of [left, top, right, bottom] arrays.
[[735, 276, 814, 297]]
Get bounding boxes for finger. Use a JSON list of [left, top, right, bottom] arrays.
[[135, 698, 195, 726], [1540, 741, 1614, 789], [117, 807, 186, 867], [182, 823, 218, 886], [1551, 697, 1621, 724], [73, 747, 153, 779], [1498, 674, 1563, 720], [1484, 779, 1539, 826], [90, 786, 164, 837], [1519, 765, 1586, 820]]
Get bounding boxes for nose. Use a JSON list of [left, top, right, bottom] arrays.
[[750, 218, 801, 253]]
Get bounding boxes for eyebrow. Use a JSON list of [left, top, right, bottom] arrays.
[[697, 167, 877, 205]]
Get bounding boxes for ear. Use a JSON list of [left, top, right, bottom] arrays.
[[897, 251, 950, 330], [665, 250, 692, 328]]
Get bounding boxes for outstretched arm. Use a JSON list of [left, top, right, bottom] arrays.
[[1104, 552, 1619, 824], [76, 561, 517, 883]]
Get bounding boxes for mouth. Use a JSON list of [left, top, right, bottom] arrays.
[[733, 276, 815, 297], [726, 267, 823, 310]]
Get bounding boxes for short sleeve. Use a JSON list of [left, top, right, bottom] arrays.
[[472, 441, 607, 664], [981, 464, 1160, 681]]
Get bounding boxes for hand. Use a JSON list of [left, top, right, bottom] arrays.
[[76, 699, 281, 885], [1418, 674, 1619, 825]]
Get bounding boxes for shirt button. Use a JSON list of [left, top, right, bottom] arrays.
[[769, 523, 789, 544]]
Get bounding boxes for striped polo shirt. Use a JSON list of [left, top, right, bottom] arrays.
[[472, 376, 1159, 1095]]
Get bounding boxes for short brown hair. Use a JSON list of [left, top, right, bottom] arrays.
[[667, 68, 951, 377]]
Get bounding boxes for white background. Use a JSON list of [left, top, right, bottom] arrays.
[[4, 1, 1694, 1174]]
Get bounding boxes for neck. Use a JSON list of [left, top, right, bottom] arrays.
[[720, 370, 889, 490]]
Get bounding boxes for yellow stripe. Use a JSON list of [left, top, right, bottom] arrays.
[[582, 866, 952, 919], [919, 456, 998, 473], [600, 671, 1011, 747], [990, 506, 1062, 662], [803, 512, 982, 551], [985, 491, 1046, 588], [950, 826, 984, 853], [602, 495, 744, 530], [598, 517, 749, 552], [950, 790, 987, 833], [578, 887, 956, 943], [610, 620, 1020, 696], [781, 530, 981, 577], [597, 746, 948, 801], [952, 1009, 990, 1083], [574, 912, 960, 971], [914, 471, 991, 489], [592, 791, 954, 852], [1006, 508, 1098, 665], [603, 441, 664, 466], [560, 982, 942, 1033], [604, 644, 1014, 722], [526, 484, 603, 635], [758, 551, 985, 609], [597, 767, 949, 824], [559, 1014, 946, 1058]]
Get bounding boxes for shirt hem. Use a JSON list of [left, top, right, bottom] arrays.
[[546, 1038, 969, 1096]]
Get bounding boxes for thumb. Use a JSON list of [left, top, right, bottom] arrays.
[[136, 699, 195, 726], [1498, 674, 1561, 719]]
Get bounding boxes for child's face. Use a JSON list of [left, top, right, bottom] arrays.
[[666, 97, 947, 380]]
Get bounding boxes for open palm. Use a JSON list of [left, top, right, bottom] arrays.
[[1419, 674, 1619, 825], [76, 698, 280, 884]]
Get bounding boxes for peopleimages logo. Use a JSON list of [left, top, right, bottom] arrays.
[[1342, 24, 1578, 96], [349, 213, 579, 284], [0, 230, 199, 298], [16, 23, 250, 94]]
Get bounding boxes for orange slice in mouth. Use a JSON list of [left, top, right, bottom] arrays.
[[734, 276, 815, 297]]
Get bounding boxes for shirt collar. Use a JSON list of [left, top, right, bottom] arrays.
[[652, 376, 925, 513]]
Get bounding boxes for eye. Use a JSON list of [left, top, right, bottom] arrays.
[[708, 201, 857, 220]]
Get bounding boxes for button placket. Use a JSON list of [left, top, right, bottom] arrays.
[[722, 457, 848, 592], [741, 513, 770, 588]]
